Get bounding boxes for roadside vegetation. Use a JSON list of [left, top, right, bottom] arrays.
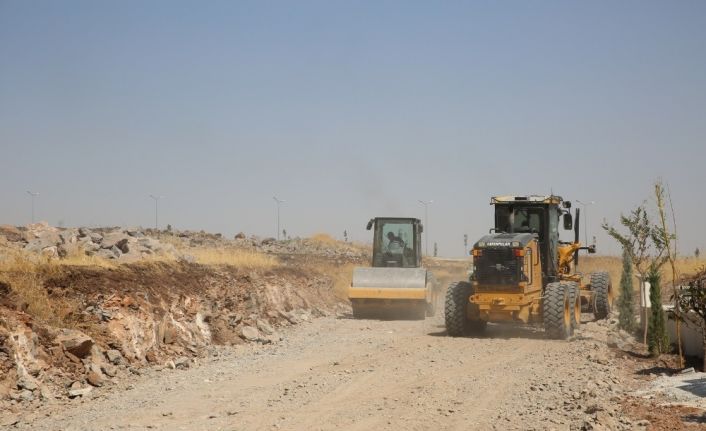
[[0, 250, 80, 327], [602, 180, 680, 358], [190, 248, 278, 269]]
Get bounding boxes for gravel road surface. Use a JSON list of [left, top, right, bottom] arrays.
[[18, 313, 630, 431]]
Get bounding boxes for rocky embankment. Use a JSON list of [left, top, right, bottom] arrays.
[[0, 223, 362, 419], [0, 262, 348, 416]]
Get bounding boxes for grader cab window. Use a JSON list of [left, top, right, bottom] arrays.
[[373, 221, 417, 268], [495, 206, 543, 236], [513, 209, 542, 234]]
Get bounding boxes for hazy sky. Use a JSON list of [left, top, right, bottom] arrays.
[[1, 1, 705, 257]]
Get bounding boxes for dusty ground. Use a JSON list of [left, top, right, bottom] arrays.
[[3, 308, 684, 431]]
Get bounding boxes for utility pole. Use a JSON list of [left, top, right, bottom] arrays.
[[26, 191, 39, 224], [576, 199, 595, 245], [418, 200, 433, 256], [273, 197, 285, 240], [149, 195, 163, 230]]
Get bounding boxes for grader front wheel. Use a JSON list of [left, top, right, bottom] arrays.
[[543, 282, 573, 340], [445, 281, 472, 336]]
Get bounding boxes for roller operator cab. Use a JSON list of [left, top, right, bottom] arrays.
[[445, 195, 613, 339], [369, 217, 422, 268], [349, 217, 439, 320]]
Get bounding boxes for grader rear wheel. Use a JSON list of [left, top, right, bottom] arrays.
[[591, 272, 613, 320], [543, 282, 573, 340]]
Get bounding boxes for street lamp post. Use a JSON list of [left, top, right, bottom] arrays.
[[417, 200, 433, 256], [26, 191, 39, 224], [575, 199, 595, 245], [273, 197, 285, 240], [149, 195, 163, 230]]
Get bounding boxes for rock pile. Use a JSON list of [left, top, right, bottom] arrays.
[[255, 237, 369, 260], [0, 223, 184, 261], [1, 223, 369, 263], [0, 320, 123, 409]]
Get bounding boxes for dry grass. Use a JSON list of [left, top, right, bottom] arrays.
[[579, 256, 706, 287], [674, 258, 706, 279], [0, 249, 79, 327], [309, 233, 339, 246], [577, 256, 622, 289], [424, 257, 472, 288], [189, 248, 277, 269], [307, 261, 356, 300], [154, 234, 187, 250], [579, 256, 706, 304], [56, 253, 118, 268], [308, 233, 370, 254]]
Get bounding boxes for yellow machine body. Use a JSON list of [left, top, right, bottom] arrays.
[[470, 238, 544, 324]]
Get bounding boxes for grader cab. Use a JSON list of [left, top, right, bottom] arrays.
[[445, 195, 613, 339]]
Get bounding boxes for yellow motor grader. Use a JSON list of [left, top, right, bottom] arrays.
[[445, 195, 613, 339], [349, 217, 439, 320]]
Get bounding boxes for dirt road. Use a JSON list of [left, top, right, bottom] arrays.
[[13, 310, 638, 431]]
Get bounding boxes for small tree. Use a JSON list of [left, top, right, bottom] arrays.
[[603, 181, 673, 347], [697, 248, 701, 259], [654, 180, 682, 365], [603, 204, 654, 343], [618, 248, 637, 333], [433, 242, 438, 257], [647, 264, 669, 356], [343, 230, 348, 242]]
